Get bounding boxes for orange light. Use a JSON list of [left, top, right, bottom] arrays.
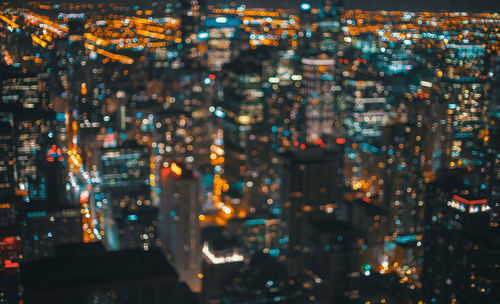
[[171, 162, 182, 176]]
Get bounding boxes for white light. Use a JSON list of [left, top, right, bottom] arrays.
[[420, 81, 432, 88], [215, 17, 227, 23], [202, 243, 244, 264]]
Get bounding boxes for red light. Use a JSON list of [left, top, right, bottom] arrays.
[[336, 138, 346, 144], [293, 141, 299, 147], [300, 144, 306, 150], [208, 74, 216, 80], [1, 236, 15, 245], [362, 196, 371, 203], [5, 259, 19, 268], [452, 195, 487, 205]]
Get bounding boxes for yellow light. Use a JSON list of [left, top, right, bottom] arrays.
[[199, 215, 205, 221], [238, 115, 251, 124], [171, 162, 182, 176], [197, 273, 203, 279], [81, 83, 87, 95]]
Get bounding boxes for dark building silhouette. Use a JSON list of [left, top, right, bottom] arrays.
[[21, 245, 198, 304]]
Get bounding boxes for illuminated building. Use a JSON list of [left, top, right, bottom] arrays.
[[300, 54, 338, 143], [316, 0, 343, 53], [99, 142, 156, 250], [0, 111, 15, 198], [204, 17, 239, 71], [280, 146, 344, 276], [0, 105, 61, 204], [265, 50, 303, 151], [485, 57, 500, 226], [220, 254, 314, 303], [0, 197, 23, 274], [200, 226, 245, 303], [423, 170, 500, 303], [381, 122, 426, 236], [217, 49, 269, 209], [439, 43, 490, 174], [219, 50, 264, 150], [160, 162, 202, 293], [1, 74, 46, 109], [22, 206, 83, 262], [226, 216, 281, 256], [305, 219, 362, 302], [180, 0, 203, 68], [343, 79, 390, 140]]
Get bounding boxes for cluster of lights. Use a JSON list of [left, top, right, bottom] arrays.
[[202, 242, 244, 264]]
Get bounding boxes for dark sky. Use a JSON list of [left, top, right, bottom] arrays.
[[213, 0, 499, 12]]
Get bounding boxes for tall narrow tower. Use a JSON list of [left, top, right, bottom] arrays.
[[160, 162, 202, 292]]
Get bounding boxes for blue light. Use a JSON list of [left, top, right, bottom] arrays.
[[127, 214, 138, 221], [246, 219, 266, 226], [271, 126, 278, 132], [204, 78, 211, 85], [27, 211, 46, 218], [56, 113, 67, 121], [395, 234, 418, 244], [214, 109, 225, 118], [300, 3, 311, 10]]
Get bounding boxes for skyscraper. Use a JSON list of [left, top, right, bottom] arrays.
[[160, 162, 202, 292], [300, 54, 338, 143]]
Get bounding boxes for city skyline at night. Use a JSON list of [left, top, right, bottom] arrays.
[[0, 0, 499, 303]]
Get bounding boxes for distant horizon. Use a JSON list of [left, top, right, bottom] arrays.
[[210, 0, 499, 12], [16, 0, 500, 12]]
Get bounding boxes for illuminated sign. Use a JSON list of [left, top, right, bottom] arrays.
[[301, 58, 335, 65], [202, 243, 244, 264], [395, 234, 422, 244], [205, 17, 240, 28], [448, 195, 490, 213]]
